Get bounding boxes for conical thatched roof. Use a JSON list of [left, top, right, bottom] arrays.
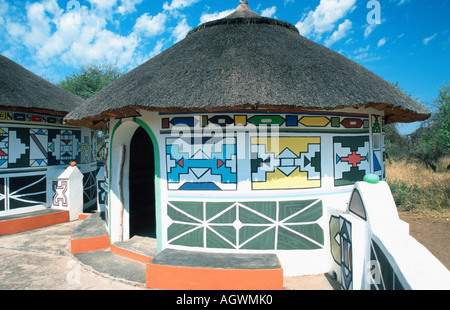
[[65, 1, 430, 128], [0, 54, 85, 115]]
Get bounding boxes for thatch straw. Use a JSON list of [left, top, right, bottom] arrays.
[[0, 54, 85, 115]]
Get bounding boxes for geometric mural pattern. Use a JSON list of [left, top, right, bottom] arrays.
[[161, 113, 370, 132], [339, 217, 353, 290], [52, 180, 68, 207], [329, 215, 341, 265], [371, 114, 385, 180], [251, 137, 321, 190], [83, 171, 97, 208], [0, 128, 8, 169], [167, 199, 324, 250], [370, 239, 405, 290], [0, 173, 47, 211], [48, 129, 81, 165], [0, 110, 64, 126], [166, 136, 237, 191], [0, 127, 84, 169], [333, 136, 370, 186]]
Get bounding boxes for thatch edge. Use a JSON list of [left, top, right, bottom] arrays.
[[64, 102, 431, 130]]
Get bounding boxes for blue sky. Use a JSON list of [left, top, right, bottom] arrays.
[[0, 0, 449, 134]]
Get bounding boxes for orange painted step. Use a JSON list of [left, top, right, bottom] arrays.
[[0, 209, 70, 236], [70, 212, 110, 254], [146, 249, 283, 290]]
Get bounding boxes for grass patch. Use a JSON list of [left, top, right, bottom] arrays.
[[386, 159, 450, 217]]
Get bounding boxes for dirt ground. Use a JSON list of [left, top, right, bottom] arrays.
[[399, 212, 450, 270]]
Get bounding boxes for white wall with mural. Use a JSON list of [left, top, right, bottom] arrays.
[[0, 109, 98, 216], [103, 107, 390, 276]]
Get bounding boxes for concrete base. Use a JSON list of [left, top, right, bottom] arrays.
[[70, 212, 110, 254], [0, 209, 70, 236], [146, 249, 283, 290]]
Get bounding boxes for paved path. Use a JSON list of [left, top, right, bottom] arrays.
[[0, 221, 142, 290], [0, 220, 338, 290]]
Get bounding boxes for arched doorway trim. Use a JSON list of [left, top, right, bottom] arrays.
[[108, 118, 162, 252]]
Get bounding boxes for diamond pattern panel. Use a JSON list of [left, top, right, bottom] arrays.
[[167, 199, 324, 250]]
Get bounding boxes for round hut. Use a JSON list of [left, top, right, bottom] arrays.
[[65, 1, 430, 276], [0, 54, 98, 216]]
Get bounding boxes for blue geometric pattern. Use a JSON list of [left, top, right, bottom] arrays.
[[166, 137, 237, 190]]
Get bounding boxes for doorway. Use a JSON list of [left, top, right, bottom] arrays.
[[129, 126, 156, 238]]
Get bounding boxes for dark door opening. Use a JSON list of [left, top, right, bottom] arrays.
[[129, 126, 156, 238]]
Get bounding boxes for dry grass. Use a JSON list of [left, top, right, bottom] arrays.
[[385, 159, 450, 217]]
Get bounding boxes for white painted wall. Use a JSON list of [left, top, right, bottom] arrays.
[[105, 108, 395, 276]]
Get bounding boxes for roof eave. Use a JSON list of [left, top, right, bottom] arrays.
[[64, 102, 431, 130]]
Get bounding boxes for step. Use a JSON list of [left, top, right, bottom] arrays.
[[111, 235, 158, 264], [73, 249, 146, 287], [146, 249, 284, 290], [70, 212, 110, 254], [0, 209, 70, 236]]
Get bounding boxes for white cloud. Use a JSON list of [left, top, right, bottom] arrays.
[[66, 30, 139, 68], [148, 40, 165, 59], [423, 33, 437, 45], [22, 1, 62, 51], [163, 0, 199, 11], [377, 37, 387, 47], [6, 22, 27, 37], [199, 9, 234, 24], [295, 0, 356, 39], [2, 0, 146, 70], [87, 0, 118, 11], [363, 23, 376, 38], [117, 0, 143, 15], [354, 45, 370, 54], [324, 19, 352, 46], [0, 0, 9, 25], [172, 18, 191, 42], [362, 17, 385, 39], [0, 0, 202, 77], [261, 6, 277, 18], [133, 13, 168, 37]]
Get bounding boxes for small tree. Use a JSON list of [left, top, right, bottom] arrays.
[[384, 123, 412, 161], [412, 82, 450, 170], [58, 64, 123, 99], [58, 64, 124, 160]]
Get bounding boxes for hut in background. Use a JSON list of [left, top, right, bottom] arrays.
[[65, 1, 430, 276], [0, 54, 98, 216]]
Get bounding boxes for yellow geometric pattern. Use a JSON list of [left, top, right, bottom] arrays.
[[251, 137, 321, 190], [299, 116, 330, 127]]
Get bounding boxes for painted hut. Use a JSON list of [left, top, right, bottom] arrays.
[[0, 54, 98, 217], [65, 2, 430, 276]]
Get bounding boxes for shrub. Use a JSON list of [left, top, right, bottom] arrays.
[[386, 160, 450, 217]]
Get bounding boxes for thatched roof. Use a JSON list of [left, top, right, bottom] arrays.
[[0, 54, 85, 116], [65, 1, 430, 128]]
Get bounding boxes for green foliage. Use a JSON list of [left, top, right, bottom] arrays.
[[411, 82, 450, 170], [58, 64, 123, 160], [57, 64, 123, 99], [384, 123, 411, 160], [389, 179, 450, 216], [386, 82, 450, 171]]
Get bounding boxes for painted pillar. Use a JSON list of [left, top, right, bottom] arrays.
[[48, 163, 84, 221]]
